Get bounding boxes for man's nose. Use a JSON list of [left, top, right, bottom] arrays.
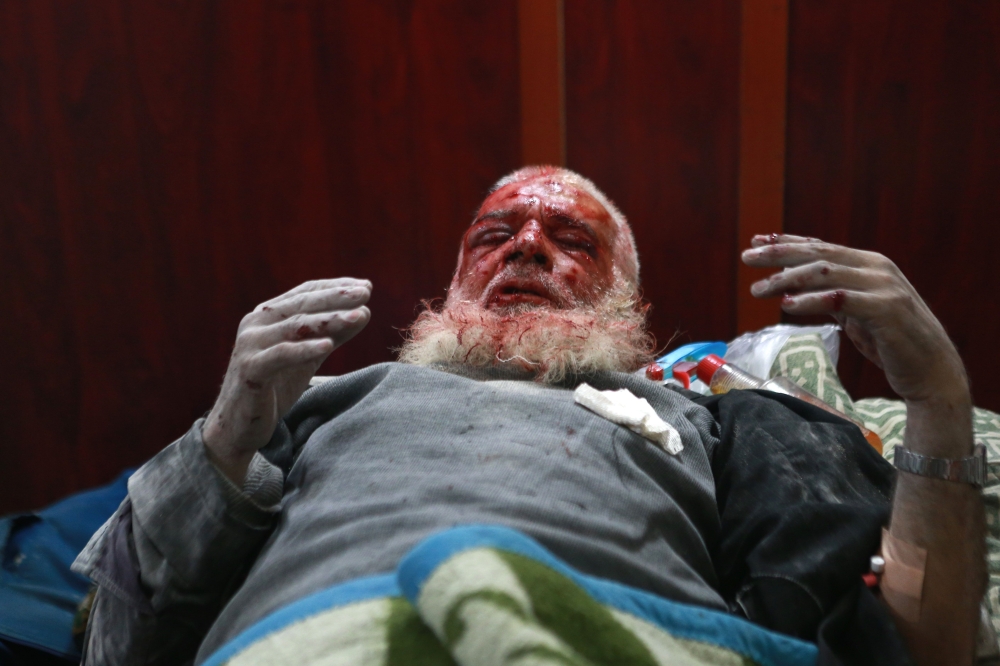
[[504, 220, 551, 268]]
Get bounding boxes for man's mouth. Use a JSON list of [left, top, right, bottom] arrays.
[[487, 281, 556, 308]]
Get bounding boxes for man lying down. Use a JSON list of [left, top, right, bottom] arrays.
[[75, 167, 983, 665]]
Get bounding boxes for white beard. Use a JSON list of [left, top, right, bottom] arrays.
[[397, 291, 655, 384]]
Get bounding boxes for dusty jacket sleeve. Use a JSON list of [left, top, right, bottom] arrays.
[[695, 389, 914, 665], [71, 419, 284, 665]]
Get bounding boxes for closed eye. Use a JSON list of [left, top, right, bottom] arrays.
[[547, 213, 598, 256], [470, 225, 513, 246], [554, 232, 597, 256]]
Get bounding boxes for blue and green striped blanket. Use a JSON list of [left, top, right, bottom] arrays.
[[203, 525, 816, 666]]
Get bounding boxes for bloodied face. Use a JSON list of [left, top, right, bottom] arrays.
[[401, 169, 653, 381], [448, 173, 622, 310]]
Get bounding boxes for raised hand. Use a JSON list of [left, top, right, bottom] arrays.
[[743, 235, 984, 664], [741, 234, 968, 405], [202, 278, 372, 482]]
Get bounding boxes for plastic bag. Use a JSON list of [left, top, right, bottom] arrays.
[[723, 323, 841, 381]]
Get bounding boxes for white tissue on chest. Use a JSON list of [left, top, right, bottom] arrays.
[[573, 383, 684, 455]]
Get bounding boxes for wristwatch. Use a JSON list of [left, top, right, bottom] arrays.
[[894, 444, 986, 488]]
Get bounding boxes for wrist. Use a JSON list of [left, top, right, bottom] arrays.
[[205, 444, 255, 486], [902, 355, 970, 409], [901, 349, 970, 403], [902, 391, 974, 459], [904, 388, 972, 415], [201, 419, 255, 485]]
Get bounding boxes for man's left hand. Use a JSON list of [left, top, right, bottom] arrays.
[[741, 234, 969, 405]]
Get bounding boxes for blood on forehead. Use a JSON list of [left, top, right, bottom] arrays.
[[475, 176, 617, 239], [448, 172, 638, 305]]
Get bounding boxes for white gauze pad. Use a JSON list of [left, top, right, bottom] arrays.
[[573, 383, 683, 455]]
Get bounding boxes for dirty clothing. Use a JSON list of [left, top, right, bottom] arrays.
[[74, 362, 905, 665]]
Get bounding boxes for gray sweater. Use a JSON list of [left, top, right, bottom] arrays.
[[75, 362, 728, 664]]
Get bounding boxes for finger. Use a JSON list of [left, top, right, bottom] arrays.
[[749, 262, 870, 299], [750, 233, 823, 248], [742, 241, 875, 269], [249, 308, 371, 347], [258, 278, 372, 310], [263, 284, 371, 320], [331, 305, 370, 348], [246, 339, 335, 378], [779, 289, 879, 318]]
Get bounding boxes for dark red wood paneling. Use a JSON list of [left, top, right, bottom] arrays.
[[518, 0, 566, 166], [785, 0, 1000, 411], [736, 0, 787, 333], [0, 0, 520, 513], [564, 0, 742, 352]]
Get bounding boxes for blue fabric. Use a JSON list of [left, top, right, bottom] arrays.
[[200, 574, 399, 666], [399, 525, 818, 666], [655, 341, 728, 370], [0, 471, 132, 659]]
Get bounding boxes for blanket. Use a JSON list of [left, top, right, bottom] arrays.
[[202, 525, 817, 666]]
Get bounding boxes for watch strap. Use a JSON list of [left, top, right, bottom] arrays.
[[894, 444, 986, 488]]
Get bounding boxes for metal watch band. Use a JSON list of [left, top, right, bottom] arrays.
[[893, 444, 986, 488]]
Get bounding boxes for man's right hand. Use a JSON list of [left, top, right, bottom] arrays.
[[202, 278, 372, 484]]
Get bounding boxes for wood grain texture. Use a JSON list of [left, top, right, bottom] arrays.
[[518, 0, 566, 166], [736, 0, 787, 333], [6, 0, 995, 516], [0, 0, 520, 513], [565, 0, 742, 350], [784, 0, 1000, 411]]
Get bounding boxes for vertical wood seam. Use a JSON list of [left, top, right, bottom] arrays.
[[736, 0, 789, 334], [518, 0, 566, 166]]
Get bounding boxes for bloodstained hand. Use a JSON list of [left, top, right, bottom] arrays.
[[744, 234, 983, 664], [741, 234, 968, 405], [203, 278, 372, 483]]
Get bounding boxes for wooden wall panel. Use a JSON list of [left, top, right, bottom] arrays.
[[518, 0, 566, 166], [736, 0, 787, 333], [785, 0, 1000, 411], [6, 0, 995, 515], [0, 0, 520, 513], [564, 0, 742, 351]]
